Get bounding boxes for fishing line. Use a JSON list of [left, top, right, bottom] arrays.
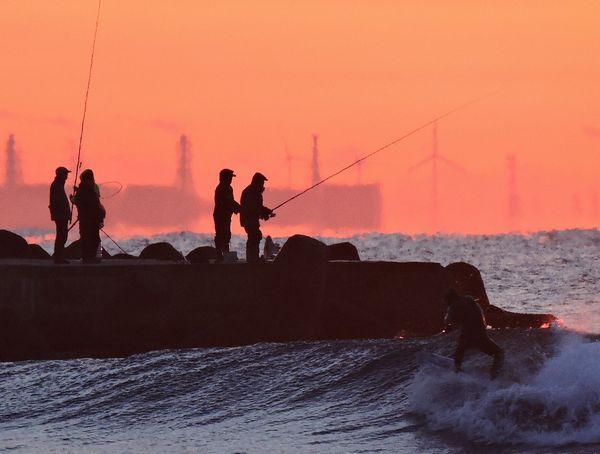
[[101, 228, 129, 255], [70, 0, 102, 220], [271, 90, 500, 212]]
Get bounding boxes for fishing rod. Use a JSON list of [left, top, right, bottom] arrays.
[[69, 0, 102, 222], [271, 90, 500, 212]]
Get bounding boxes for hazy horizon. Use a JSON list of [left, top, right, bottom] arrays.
[[1, 1, 598, 235]]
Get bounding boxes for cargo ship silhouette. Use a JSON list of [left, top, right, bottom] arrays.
[[0, 134, 207, 230], [1, 133, 381, 231], [265, 135, 382, 230]]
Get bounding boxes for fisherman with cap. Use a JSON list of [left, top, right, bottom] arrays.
[[49, 166, 72, 264], [444, 288, 504, 379], [72, 169, 105, 263], [240, 172, 274, 263], [213, 168, 241, 260]]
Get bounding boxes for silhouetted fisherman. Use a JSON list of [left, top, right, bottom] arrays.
[[48, 166, 72, 264], [213, 168, 241, 260], [72, 169, 105, 264], [444, 288, 504, 379], [240, 172, 274, 263]]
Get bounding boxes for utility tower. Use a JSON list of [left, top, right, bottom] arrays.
[[408, 120, 464, 231], [176, 134, 195, 193], [506, 154, 520, 229], [311, 134, 321, 185], [4, 134, 23, 188]]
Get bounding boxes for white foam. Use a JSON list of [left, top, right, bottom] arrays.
[[409, 333, 600, 445]]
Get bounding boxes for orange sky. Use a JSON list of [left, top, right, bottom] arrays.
[[1, 1, 599, 235]]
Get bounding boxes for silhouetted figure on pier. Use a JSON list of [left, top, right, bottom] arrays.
[[49, 166, 72, 264], [444, 288, 504, 379], [72, 169, 105, 264], [213, 168, 241, 260], [240, 172, 274, 263]]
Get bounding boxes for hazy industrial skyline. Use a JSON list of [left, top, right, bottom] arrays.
[[1, 1, 598, 235]]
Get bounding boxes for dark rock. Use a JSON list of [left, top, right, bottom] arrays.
[[64, 239, 112, 259], [274, 234, 328, 266], [139, 242, 184, 261], [485, 304, 556, 329], [186, 246, 218, 263], [445, 262, 490, 308], [327, 242, 360, 261], [0, 230, 28, 258], [27, 244, 51, 260]]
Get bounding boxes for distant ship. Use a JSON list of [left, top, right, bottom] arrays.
[[109, 134, 208, 228], [0, 134, 49, 230], [0, 134, 208, 230], [264, 135, 382, 230]]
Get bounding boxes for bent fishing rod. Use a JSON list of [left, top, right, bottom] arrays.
[[270, 90, 500, 213], [69, 0, 102, 222]]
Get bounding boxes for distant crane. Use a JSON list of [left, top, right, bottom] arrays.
[[176, 134, 195, 194], [311, 134, 321, 186], [408, 120, 465, 231], [4, 134, 23, 188]]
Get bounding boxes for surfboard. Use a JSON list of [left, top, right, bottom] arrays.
[[416, 351, 455, 370]]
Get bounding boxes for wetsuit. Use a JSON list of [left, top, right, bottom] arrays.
[[445, 295, 504, 379]]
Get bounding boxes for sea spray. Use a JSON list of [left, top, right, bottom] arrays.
[[408, 331, 600, 445]]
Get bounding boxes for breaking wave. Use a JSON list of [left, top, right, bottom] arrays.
[[409, 330, 600, 446]]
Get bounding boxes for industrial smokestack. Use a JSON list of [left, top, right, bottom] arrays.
[[5, 134, 23, 188]]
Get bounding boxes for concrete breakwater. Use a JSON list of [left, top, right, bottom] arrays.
[[0, 234, 555, 362]]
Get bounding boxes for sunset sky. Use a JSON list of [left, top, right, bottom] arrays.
[[1, 1, 599, 235]]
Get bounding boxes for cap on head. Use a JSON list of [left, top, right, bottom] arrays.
[[252, 172, 268, 184], [55, 166, 71, 177], [444, 288, 460, 304], [219, 168, 236, 179]]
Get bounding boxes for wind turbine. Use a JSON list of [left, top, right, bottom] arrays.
[[408, 120, 466, 231]]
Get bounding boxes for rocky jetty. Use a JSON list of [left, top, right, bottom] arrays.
[[0, 232, 556, 362]]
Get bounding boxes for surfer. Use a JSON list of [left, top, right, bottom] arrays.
[[213, 168, 241, 260], [240, 172, 274, 263], [444, 288, 504, 379], [49, 166, 72, 264]]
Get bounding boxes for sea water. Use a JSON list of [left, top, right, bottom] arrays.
[[1, 229, 599, 452]]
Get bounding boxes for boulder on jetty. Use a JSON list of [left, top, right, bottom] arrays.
[[65, 239, 112, 260], [327, 242, 361, 261], [0, 232, 556, 362], [186, 246, 218, 263], [0, 230, 28, 258], [139, 242, 184, 261], [27, 244, 51, 260]]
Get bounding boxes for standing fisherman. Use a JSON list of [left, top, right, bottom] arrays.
[[213, 168, 241, 260], [72, 169, 105, 264], [240, 172, 274, 263], [49, 166, 72, 264]]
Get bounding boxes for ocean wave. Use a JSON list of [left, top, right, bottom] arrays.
[[409, 329, 600, 446]]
